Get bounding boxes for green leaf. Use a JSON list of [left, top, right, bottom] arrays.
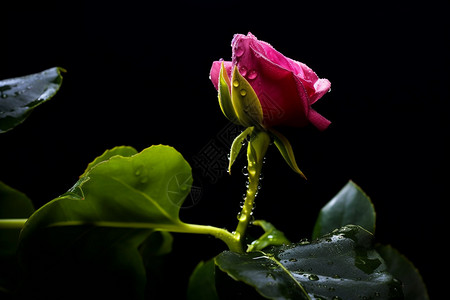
[[377, 244, 429, 300], [187, 260, 219, 300], [0, 67, 64, 133], [81, 145, 138, 177], [228, 127, 253, 174], [0, 181, 34, 296], [313, 180, 376, 239], [247, 220, 290, 252], [270, 129, 306, 179], [17, 145, 193, 299], [231, 66, 263, 128], [215, 225, 403, 300], [218, 62, 241, 125]]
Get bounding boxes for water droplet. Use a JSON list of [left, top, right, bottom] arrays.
[[266, 273, 276, 280], [140, 177, 149, 184], [239, 66, 247, 76], [242, 166, 248, 176], [299, 238, 310, 245], [235, 46, 245, 57], [233, 79, 240, 87], [1, 94, 7, 99], [289, 258, 297, 262], [248, 70, 258, 80], [239, 89, 247, 97], [308, 274, 319, 281]]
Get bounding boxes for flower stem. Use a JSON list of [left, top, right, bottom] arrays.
[[234, 130, 270, 250]]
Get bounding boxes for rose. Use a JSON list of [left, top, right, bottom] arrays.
[[210, 32, 331, 131]]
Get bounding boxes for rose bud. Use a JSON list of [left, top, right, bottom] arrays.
[[210, 32, 331, 131]]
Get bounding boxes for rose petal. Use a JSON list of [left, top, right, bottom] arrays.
[[311, 78, 331, 104], [249, 48, 310, 128], [210, 60, 232, 90], [308, 108, 331, 131]]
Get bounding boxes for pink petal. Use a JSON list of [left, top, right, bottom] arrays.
[[308, 108, 331, 131], [209, 60, 232, 90], [311, 78, 331, 104]]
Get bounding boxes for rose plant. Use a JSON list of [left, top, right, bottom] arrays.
[[0, 34, 428, 299]]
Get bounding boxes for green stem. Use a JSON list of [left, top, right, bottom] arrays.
[[49, 220, 243, 253], [235, 160, 262, 245], [0, 219, 28, 229], [234, 130, 270, 250]]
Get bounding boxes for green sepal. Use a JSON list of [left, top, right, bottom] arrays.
[[270, 129, 306, 179], [231, 66, 264, 128], [218, 62, 241, 125], [228, 127, 253, 174], [247, 130, 271, 167], [247, 220, 290, 253]]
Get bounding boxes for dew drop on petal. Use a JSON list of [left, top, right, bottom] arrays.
[[233, 80, 240, 87], [247, 70, 258, 80], [240, 89, 247, 97], [239, 66, 247, 76], [235, 46, 245, 57]]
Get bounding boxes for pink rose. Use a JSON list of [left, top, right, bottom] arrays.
[[210, 33, 331, 130]]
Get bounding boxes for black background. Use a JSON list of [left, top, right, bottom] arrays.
[[2, 1, 448, 298]]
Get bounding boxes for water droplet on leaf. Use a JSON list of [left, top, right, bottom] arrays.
[[240, 89, 247, 97], [308, 274, 319, 281], [233, 80, 240, 87]]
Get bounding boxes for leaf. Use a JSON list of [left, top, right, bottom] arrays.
[[228, 127, 253, 174], [231, 66, 263, 128], [247, 220, 290, 253], [0, 67, 64, 133], [187, 260, 219, 300], [0, 181, 34, 296], [81, 145, 138, 177], [215, 225, 403, 300], [270, 129, 306, 179], [312, 180, 376, 239], [17, 145, 193, 299], [377, 244, 429, 300], [218, 62, 241, 125]]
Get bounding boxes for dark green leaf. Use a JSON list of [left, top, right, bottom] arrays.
[[377, 244, 429, 300], [247, 220, 290, 252], [0, 67, 64, 133], [0, 181, 34, 296], [187, 260, 219, 300], [312, 181, 376, 239], [18, 145, 193, 299], [216, 225, 403, 300]]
